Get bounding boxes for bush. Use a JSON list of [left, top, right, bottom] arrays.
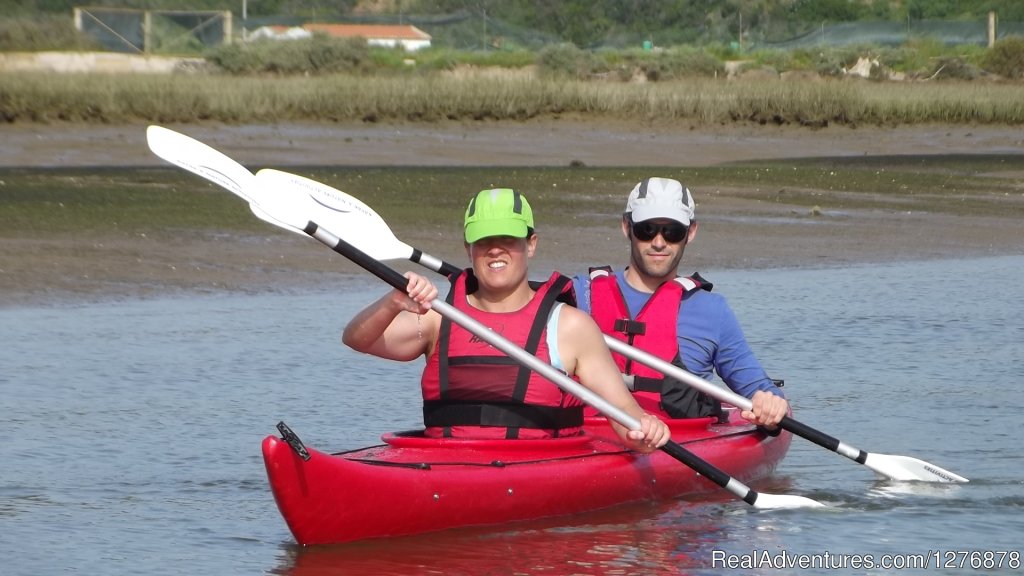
[[536, 43, 596, 79], [747, 48, 796, 72], [927, 57, 984, 80], [0, 15, 101, 51], [205, 34, 370, 75], [981, 36, 1024, 79], [204, 43, 262, 74], [653, 47, 722, 79], [305, 35, 370, 73]]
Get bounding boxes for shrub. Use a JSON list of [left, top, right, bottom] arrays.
[[205, 35, 370, 75], [536, 43, 596, 79], [305, 35, 370, 73], [656, 47, 722, 79], [981, 36, 1024, 79], [204, 43, 263, 74], [928, 57, 984, 80], [0, 15, 101, 51]]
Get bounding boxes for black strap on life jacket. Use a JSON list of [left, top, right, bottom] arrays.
[[422, 401, 584, 432], [631, 375, 664, 392], [528, 277, 577, 307], [614, 318, 646, 336]]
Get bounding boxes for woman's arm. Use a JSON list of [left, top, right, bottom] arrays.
[[557, 306, 669, 452], [342, 272, 439, 361]]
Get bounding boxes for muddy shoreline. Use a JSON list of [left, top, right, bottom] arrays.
[[4, 120, 1024, 169], [2, 120, 1022, 307]]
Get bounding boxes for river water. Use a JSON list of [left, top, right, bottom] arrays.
[[2, 256, 1022, 575]]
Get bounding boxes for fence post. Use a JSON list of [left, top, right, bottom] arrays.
[[988, 11, 996, 47], [224, 11, 233, 45], [143, 10, 151, 53]]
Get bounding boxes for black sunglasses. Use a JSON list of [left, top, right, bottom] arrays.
[[630, 220, 689, 243]]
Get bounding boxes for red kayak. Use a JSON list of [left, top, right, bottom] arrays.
[[263, 408, 791, 545]]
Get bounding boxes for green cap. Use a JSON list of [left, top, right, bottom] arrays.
[[463, 188, 534, 243]]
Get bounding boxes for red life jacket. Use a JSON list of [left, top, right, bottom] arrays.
[[587, 267, 712, 413], [420, 270, 583, 439]]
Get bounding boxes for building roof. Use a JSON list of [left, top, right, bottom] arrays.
[[303, 24, 431, 41]]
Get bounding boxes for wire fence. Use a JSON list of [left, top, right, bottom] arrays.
[[75, 7, 231, 54], [763, 20, 1024, 50], [73, 6, 1024, 54]]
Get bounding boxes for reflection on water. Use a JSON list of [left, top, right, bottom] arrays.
[[276, 500, 725, 576], [2, 257, 1023, 576]]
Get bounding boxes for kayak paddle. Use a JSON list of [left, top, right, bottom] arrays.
[[143, 125, 958, 484], [252, 168, 967, 485]]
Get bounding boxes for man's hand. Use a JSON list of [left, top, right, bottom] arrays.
[[741, 390, 788, 429]]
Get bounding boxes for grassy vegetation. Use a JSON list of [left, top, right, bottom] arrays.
[[0, 14, 100, 51], [3, 70, 1024, 126], [201, 35, 1024, 80]]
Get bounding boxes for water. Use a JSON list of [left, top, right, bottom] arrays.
[[2, 257, 1022, 576]]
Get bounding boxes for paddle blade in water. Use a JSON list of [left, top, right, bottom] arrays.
[[864, 453, 968, 483]]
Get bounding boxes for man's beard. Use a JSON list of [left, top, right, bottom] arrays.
[[630, 242, 685, 280]]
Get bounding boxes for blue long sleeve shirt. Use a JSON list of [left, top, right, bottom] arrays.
[[572, 271, 783, 400]]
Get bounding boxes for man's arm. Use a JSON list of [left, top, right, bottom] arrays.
[[679, 292, 783, 398], [680, 292, 788, 427]]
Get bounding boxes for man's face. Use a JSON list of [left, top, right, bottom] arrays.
[[625, 217, 689, 280]]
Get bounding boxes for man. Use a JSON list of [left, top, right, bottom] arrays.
[[573, 177, 788, 428], [343, 188, 669, 451]]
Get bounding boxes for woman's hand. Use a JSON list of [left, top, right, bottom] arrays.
[[398, 272, 437, 314], [625, 412, 671, 453]]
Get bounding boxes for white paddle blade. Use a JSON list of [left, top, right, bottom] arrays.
[[244, 171, 317, 233], [248, 203, 306, 235], [863, 453, 968, 483], [255, 169, 416, 262], [145, 126, 256, 202], [145, 126, 305, 235], [753, 493, 828, 510]]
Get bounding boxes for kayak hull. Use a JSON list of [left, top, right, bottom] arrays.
[[263, 409, 790, 545]]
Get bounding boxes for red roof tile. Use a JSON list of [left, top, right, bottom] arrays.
[[303, 24, 431, 41]]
